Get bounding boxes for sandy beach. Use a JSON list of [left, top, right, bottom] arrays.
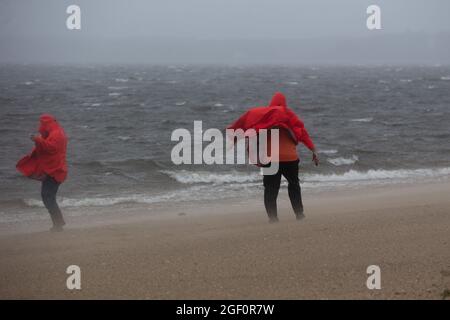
[[0, 181, 449, 299]]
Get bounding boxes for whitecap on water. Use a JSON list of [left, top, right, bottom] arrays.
[[175, 101, 187, 106], [327, 155, 359, 166], [320, 149, 338, 155], [108, 86, 128, 90], [350, 117, 373, 123]]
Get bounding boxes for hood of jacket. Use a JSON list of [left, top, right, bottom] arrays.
[[268, 92, 287, 108], [38, 114, 59, 137]]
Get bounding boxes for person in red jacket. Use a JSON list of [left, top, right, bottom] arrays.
[[264, 93, 319, 223], [228, 92, 319, 223], [16, 114, 68, 231]]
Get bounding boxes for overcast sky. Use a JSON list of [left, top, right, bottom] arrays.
[[1, 0, 450, 64]]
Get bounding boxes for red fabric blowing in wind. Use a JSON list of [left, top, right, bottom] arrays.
[[16, 114, 68, 183], [227, 92, 315, 151]]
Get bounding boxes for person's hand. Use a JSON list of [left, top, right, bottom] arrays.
[[312, 152, 319, 166]]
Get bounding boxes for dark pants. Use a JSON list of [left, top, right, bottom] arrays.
[[263, 160, 303, 218], [41, 176, 65, 227]]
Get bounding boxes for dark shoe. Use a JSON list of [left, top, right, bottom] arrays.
[[295, 213, 305, 221], [268, 216, 279, 224], [50, 225, 64, 232]]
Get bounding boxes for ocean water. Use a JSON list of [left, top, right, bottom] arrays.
[[1, 65, 450, 222]]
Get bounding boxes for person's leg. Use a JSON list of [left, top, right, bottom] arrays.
[[263, 168, 282, 222], [41, 176, 65, 229], [280, 160, 304, 218]]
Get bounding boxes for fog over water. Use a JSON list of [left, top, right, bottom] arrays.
[[1, 0, 450, 64]]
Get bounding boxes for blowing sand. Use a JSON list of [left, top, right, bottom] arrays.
[[0, 182, 449, 299]]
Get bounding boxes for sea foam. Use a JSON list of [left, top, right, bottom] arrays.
[[327, 155, 359, 166]]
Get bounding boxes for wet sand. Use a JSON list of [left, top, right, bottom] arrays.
[[0, 182, 449, 299]]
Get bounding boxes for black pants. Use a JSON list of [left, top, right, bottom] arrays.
[[263, 160, 303, 218], [41, 176, 65, 227]]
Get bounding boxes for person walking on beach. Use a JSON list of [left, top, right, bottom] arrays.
[[228, 92, 319, 223], [16, 114, 68, 232]]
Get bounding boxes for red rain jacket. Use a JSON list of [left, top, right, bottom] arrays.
[[16, 114, 68, 183], [227, 92, 315, 151]]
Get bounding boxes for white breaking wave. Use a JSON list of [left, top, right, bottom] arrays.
[[304, 167, 450, 182], [163, 167, 450, 184], [163, 167, 450, 185], [161, 170, 260, 184], [440, 76, 450, 81], [115, 78, 129, 83], [23, 184, 232, 208], [350, 117, 373, 123], [327, 155, 359, 166], [320, 149, 338, 155], [25, 194, 171, 208], [22, 167, 450, 208]]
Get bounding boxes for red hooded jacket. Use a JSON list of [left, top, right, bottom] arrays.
[[16, 114, 68, 183], [227, 92, 315, 151]]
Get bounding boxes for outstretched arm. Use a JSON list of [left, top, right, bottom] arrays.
[[287, 109, 319, 166], [302, 127, 319, 166]]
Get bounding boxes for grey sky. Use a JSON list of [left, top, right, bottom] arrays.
[[1, 0, 450, 64]]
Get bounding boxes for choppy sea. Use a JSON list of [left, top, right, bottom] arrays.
[[1, 64, 449, 223]]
